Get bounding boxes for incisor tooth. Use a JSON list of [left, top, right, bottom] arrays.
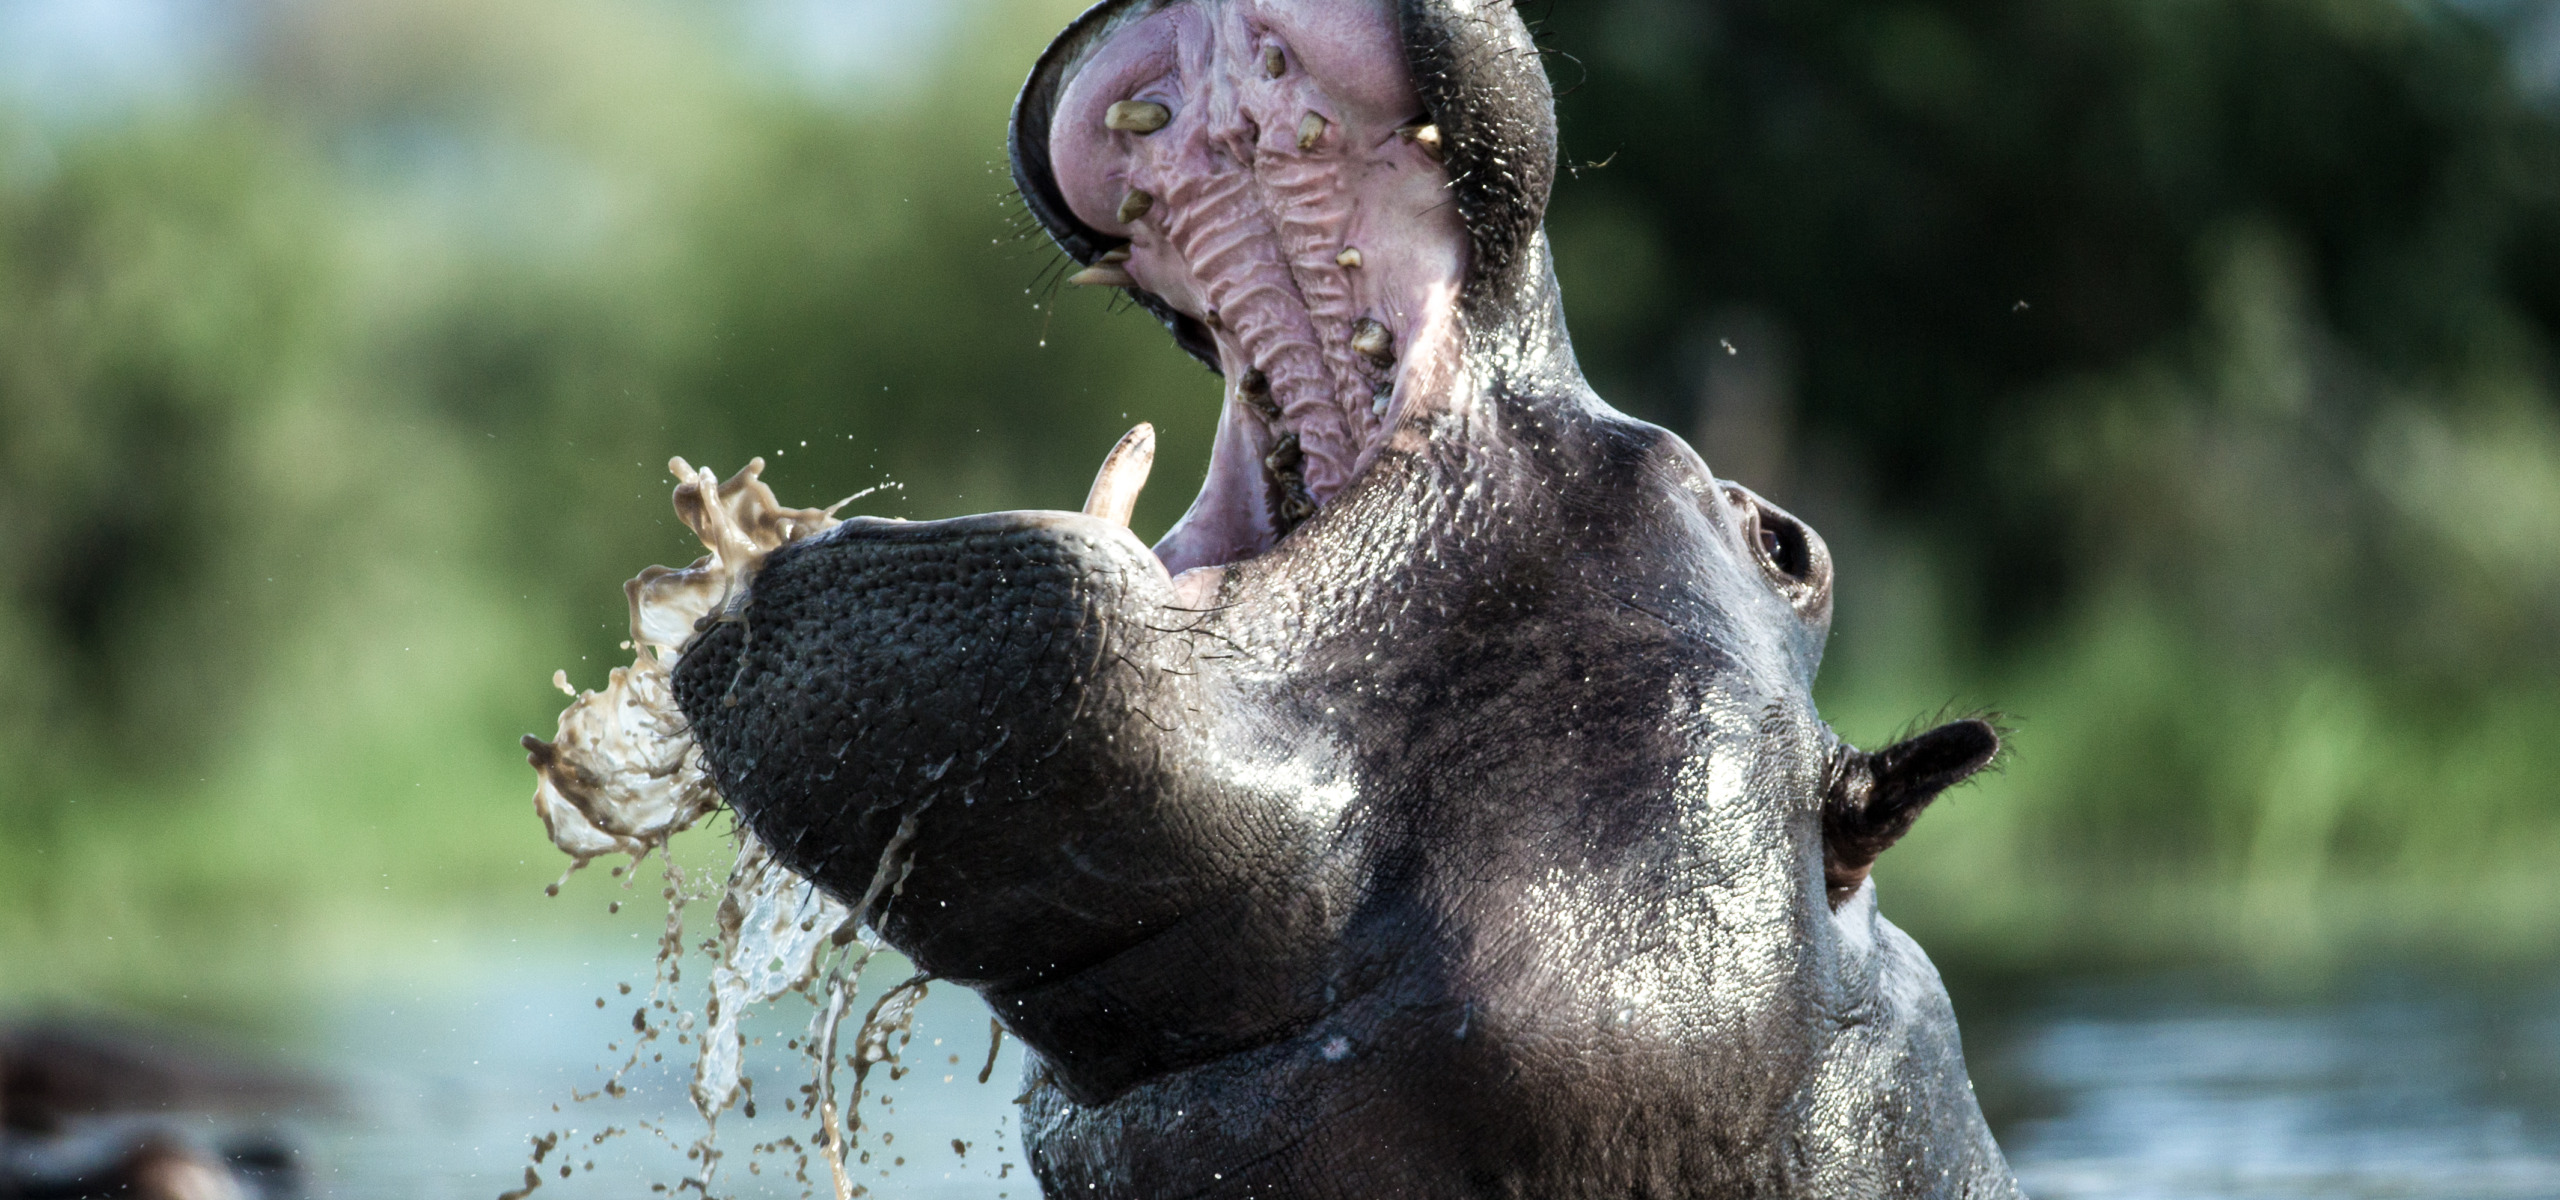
[[1297, 112, 1327, 150], [1099, 247, 1131, 264], [1068, 265, 1136, 288], [1263, 46, 1286, 77], [1105, 100, 1171, 133], [1400, 122, 1444, 163], [1081, 424, 1156, 528], [1336, 247, 1363, 268], [1118, 189, 1154, 224]]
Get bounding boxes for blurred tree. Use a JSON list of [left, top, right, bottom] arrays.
[[1544, 0, 2560, 632], [1539, 0, 2560, 962], [0, 0, 1218, 1005]]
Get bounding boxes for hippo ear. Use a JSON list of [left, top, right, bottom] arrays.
[[1822, 719, 2001, 906]]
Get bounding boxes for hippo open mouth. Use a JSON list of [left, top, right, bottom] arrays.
[[665, 2, 2023, 1196], [1023, 0, 1467, 577], [1019, 0, 1542, 599]]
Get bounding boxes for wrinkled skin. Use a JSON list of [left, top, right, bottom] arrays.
[[673, 1, 2021, 1195]]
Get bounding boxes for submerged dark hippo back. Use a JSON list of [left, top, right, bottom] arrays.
[[675, 1, 2018, 1195]]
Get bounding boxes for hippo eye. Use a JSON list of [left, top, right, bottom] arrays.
[[1723, 484, 1830, 614], [1755, 512, 1812, 582]]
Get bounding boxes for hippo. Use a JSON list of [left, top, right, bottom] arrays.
[[670, 0, 2019, 1194], [1, 1023, 313, 1200]]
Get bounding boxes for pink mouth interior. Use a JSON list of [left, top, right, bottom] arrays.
[[1048, 0, 1467, 578]]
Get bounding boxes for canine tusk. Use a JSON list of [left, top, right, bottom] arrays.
[[1082, 424, 1157, 527], [1118, 189, 1155, 224], [1068, 265, 1137, 288]]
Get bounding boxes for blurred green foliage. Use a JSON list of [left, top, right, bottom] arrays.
[[1, 0, 2555, 1012], [1539, 0, 2560, 968]]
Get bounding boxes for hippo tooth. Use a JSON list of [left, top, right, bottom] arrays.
[[1081, 423, 1156, 527], [1372, 385, 1392, 416], [1117, 189, 1154, 224], [1240, 369, 1280, 419], [1105, 100, 1171, 133], [1350, 318, 1395, 365], [1099, 247, 1132, 264], [1263, 432, 1303, 473], [1262, 46, 1285, 77], [1068, 265, 1137, 288], [1336, 246, 1363, 269], [1399, 122, 1444, 163], [1297, 112, 1327, 151]]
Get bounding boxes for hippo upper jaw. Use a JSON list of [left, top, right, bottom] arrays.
[[1015, 0, 1562, 584]]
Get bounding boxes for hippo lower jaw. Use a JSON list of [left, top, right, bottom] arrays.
[[1044, 0, 1470, 581]]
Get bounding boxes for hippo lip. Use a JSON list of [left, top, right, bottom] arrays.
[[1020, 0, 1471, 582]]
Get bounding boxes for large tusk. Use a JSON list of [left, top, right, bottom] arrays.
[[1068, 264, 1137, 288], [1081, 424, 1157, 527]]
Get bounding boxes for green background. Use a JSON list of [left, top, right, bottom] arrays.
[[4, 0, 2557, 1029]]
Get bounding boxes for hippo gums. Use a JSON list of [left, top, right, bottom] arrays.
[[670, 0, 2020, 1194]]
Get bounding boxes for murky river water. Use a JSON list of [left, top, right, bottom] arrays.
[[1965, 967, 2560, 1199], [64, 951, 2560, 1199]]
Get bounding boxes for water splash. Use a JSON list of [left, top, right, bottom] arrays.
[[695, 840, 855, 1122], [524, 457, 851, 888], [521, 460, 959, 1199]]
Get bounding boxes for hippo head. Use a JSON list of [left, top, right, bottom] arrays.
[[673, 1, 2018, 1195]]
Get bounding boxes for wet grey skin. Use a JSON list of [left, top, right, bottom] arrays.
[[672, 1, 2021, 1195]]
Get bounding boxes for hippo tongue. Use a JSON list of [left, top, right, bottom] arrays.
[[1044, 0, 1468, 574]]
